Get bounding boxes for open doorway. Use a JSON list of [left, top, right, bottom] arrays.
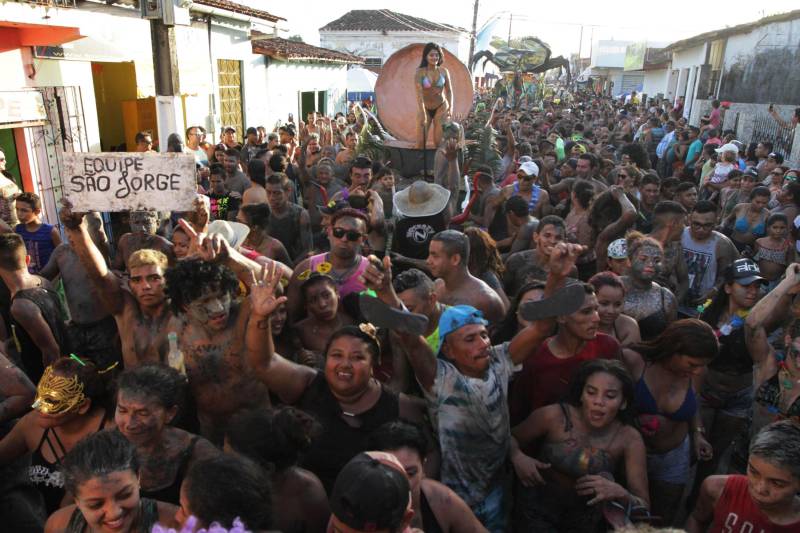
[[91, 61, 137, 151]]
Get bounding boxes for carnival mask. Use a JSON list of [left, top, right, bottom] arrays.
[[32, 366, 86, 415]]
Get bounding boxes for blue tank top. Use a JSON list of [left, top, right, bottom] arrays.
[[15, 223, 56, 274]]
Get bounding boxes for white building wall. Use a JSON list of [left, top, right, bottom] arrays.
[[320, 30, 468, 65], [642, 69, 668, 98], [262, 61, 348, 127]]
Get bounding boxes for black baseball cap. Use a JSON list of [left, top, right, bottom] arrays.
[[246, 126, 258, 135], [768, 152, 784, 164], [724, 258, 767, 286], [329, 453, 410, 532]]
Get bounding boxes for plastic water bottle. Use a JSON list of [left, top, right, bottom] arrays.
[[167, 332, 186, 375]]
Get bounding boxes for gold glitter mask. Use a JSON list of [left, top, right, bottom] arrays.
[[32, 367, 86, 415]]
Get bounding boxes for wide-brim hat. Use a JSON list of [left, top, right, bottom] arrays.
[[207, 220, 250, 249], [394, 181, 450, 218]]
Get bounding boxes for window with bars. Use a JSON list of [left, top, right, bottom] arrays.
[[364, 57, 383, 67], [217, 59, 243, 139]]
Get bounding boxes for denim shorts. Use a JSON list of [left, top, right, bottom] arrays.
[[646, 435, 690, 484], [472, 482, 507, 533]]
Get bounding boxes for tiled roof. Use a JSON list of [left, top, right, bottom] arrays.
[[319, 9, 465, 33], [252, 37, 364, 64], [193, 0, 285, 22]]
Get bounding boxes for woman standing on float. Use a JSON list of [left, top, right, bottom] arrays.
[[416, 43, 453, 149]]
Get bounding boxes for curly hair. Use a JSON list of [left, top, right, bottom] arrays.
[[164, 258, 239, 314]]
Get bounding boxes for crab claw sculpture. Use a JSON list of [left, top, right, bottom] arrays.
[[470, 37, 571, 108]]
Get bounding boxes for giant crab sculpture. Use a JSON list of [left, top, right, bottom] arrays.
[[470, 37, 571, 108]]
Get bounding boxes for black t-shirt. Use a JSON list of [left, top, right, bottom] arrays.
[[393, 212, 447, 260]]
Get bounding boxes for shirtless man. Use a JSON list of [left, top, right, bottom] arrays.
[[39, 212, 121, 369], [295, 273, 354, 358], [503, 215, 577, 297], [62, 202, 172, 369], [0, 233, 65, 383], [647, 201, 689, 301], [241, 158, 267, 206], [164, 257, 273, 444], [112, 210, 175, 271], [334, 129, 356, 166], [426, 230, 506, 323]]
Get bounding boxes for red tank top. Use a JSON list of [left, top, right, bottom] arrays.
[[710, 475, 800, 533]]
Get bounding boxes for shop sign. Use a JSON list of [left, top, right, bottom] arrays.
[[0, 91, 47, 125]]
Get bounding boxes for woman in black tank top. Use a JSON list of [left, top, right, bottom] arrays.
[[367, 421, 486, 533], [43, 430, 178, 533], [0, 357, 111, 514], [248, 314, 426, 494], [114, 365, 218, 506]]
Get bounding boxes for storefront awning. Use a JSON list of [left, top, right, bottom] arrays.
[[0, 21, 82, 53]]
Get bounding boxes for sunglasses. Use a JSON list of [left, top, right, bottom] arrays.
[[332, 227, 363, 242]]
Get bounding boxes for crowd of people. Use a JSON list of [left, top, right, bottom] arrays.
[[0, 42, 799, 533]]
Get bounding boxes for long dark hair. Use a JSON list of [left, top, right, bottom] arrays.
[[419, 42, 444, 67], [631, 318, 719, 362], [566, 359, 636, 424]]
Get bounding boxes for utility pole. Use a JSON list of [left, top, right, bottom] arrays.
[[508, 13, 512, 46], [145, 0, 182, 152], [578, 24, 584, 59], [468, 0, 479, 68]]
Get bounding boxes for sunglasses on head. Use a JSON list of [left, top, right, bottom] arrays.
[[332, 227, 363, 242]]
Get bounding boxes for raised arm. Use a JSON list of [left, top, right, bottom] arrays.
[[246, 262, 316, 404], [361, 256, 437, 391], [59, 201, 124, 315], [508, 243, 585, 365], [745, 264, 800, 364]]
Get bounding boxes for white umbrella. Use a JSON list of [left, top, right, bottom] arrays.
[[347, 67, 378, 93]]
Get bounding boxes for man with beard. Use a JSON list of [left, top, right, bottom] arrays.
[[286, 208, 371, 321], [426, 230, 506, 324], [164, 258, 276, 443]]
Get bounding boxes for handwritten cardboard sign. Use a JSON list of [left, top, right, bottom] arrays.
[[62, 152, 196, 212]]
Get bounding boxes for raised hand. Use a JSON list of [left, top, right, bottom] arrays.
[[444, 138, 458, 161], [548, 242, 586, 279], [177, 218, 229, 263], [59, 198, 85, 230], [250, 262, 288, 318], [361, 255, 393, 295]]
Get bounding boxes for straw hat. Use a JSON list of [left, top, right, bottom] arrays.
[[393, 181, 450, 218]]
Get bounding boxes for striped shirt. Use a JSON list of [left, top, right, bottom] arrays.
[[426, 343, 513, 507]]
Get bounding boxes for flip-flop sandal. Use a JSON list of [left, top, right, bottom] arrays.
[[518, 282, 586, 322], [359, 293, 429, 336]]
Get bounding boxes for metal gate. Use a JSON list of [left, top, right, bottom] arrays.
[[750, 113, 795, 159], [32, 86, 89, 228], [217, 59, 244, 138]]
